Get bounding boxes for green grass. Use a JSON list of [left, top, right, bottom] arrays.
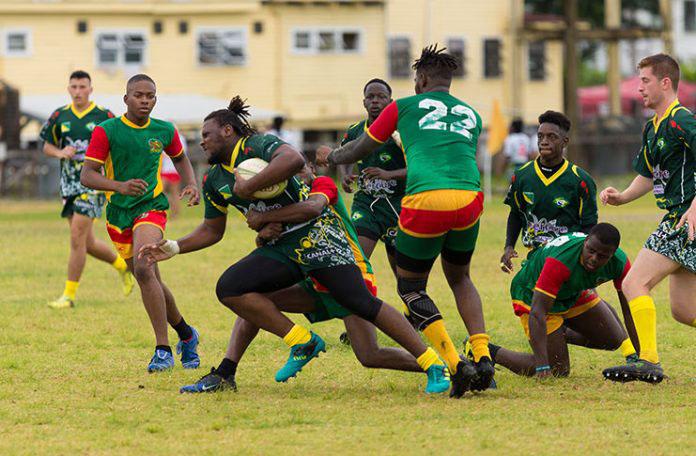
[[0, 196, 694, 455]]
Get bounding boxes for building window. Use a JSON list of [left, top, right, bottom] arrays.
[[528, 41, 546, 80], [4, 29, 31, 57], [197, 28, 246, 66], [685, 1, 696, 32], [389, 37, 411, 78], [483, 38, 502, 78], [291, 29, 362, 54], [447, 38, 466, 78], [96, 31, 146, 67]]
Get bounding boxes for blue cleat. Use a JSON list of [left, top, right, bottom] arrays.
[[180, 368, 237, 394], [147, 349, 175, 373], [176, 327, 200, 369], [275, 332, 325, 382], [425, 364, 450, 394]]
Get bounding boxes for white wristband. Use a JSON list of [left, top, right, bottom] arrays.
[[161, 239, 180, 257]]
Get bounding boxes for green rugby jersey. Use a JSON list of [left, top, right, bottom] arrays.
[[85, 115, 184, 209], [367, 91, 482, 195], [40, 102, 114, 197], [633, 100, 696, 218], [342, 119, 406, 198], [511, 233, 629, 314], [504, 159, 598, 249]]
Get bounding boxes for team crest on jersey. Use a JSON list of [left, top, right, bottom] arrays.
[[553, 197, 569, 208], [61, 122, 71, 133], [352, 211, 363, 221], [86, 122, 96, 131], [148, 139, 164, 154], [218, 184, 233, 200], [523, 192, 535, 204], [656, 137, 665, 149], [379, 152, 391, 162]]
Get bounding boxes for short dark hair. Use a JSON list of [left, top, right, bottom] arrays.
[[126, 74, 156, 91], [204, 96, 257, 137], [589, 223, 621, 248], [538, 110, 571, 133], [412, 44, 459, 80], [69, 70, 91, 82], [363, 78, 392, 96], [638, 53, 680, 90]]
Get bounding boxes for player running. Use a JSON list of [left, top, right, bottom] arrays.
[[139, 97, 451, 394], [601, 54, 696, 384], [500, 110, 638, 363], [40, 70, 133, 308], [317, 45, 489, 396], [480, 225, 634, 378], [80, 74, 201, 372]]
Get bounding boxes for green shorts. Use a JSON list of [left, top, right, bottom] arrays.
[[300, 278, 352, 323], [105, 194, 169, 231], [645, 215, 696, 273], [351, 192, 402, 249], [61, 191, 106, 219]]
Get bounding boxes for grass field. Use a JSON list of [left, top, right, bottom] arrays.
[[0, 194, 694, 455]]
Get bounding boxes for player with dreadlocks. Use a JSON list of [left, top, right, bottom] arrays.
[[317, 45, 493, 396], [140, 96, 453, 394]]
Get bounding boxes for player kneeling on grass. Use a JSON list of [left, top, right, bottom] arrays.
[[474, 224, 637, 378], [139, 97, 451, 394], [172, 166, 430, 393]]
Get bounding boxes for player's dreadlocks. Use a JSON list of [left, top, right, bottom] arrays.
[[204, 96, 257, 137], [412, 44, 459, 79]]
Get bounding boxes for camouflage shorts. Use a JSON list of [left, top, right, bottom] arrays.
[[645, 219, 696, 273], [61, 192, 106, 219]]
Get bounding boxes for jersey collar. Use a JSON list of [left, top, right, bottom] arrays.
[[222, 137, 246, 173], [534, 159, 569, 186], [651, 98, 680, 131], [120, 115, 151, 129], [70, 101, 96, 119]]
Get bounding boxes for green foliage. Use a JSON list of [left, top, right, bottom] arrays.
[[680, 60, 696, 83], [579, 61, 607, 87]]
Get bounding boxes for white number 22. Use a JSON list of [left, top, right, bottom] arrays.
[[417, 99, 477, 139]]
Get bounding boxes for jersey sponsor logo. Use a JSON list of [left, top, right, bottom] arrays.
[[61, 122, 71, 133], [379, 152, 391, 162], [553, 197, 569, 208], [652, 165, 670, 180], [65, 137, 89, 154], [653, 184, 665, 195], [218, 184, 233, 200], [148, 138, 164, 154], [526, 214, 570, 245], [352, 211, 364, 221], [86, 122, 96, 131], [656, 137, 665, 150], [523, 192, 535, 204], [246, 200, 283, 214]]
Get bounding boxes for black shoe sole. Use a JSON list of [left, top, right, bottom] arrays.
[[449, 361, 476, 398], [603, 368, 664, 384], [471, 360, 495, 392]]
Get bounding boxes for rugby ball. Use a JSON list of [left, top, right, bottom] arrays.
[[236, 158, 288, 199]]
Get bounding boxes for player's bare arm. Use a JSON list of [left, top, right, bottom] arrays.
[[171, 154, 200, 206], [318, 134, 381, 166], [255, 222, 283, 247], [138, 215, 227, 264], [528, 291, 555, 378], [233, 145, 305, 199], [362, 167, 407, 181], [80, 159, 147, 196], [600, 175, 652, 206], [246, 194, 329, 231], [43, 142, 76, 160]]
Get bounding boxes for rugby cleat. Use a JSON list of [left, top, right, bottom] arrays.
[[48, 295, 74, 309], [180, 367, 237, 393], [119, 269, 135, 296], [449, 359, 477, 398], [275, 332, 326, 382], [463, 338, 497, 391], [602, 360, 664, 384], [176, 327, 201, 369], [339, 331, 351, 346], [625, 353, 639, 364], [147, 349, 175, 373], [425, 364, 450, 394]]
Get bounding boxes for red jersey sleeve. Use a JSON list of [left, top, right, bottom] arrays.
[[367, 101, 399, 143], [309, 176, 338, 205], [534, 257, 572, 298], [613, 258, 631, 290], [165, 129, 184, 158], [85, 126, 110, 164]]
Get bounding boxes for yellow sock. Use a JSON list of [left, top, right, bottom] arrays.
[[112, 256, 127, 273], [63, 280, 79, 301], [422, 320, 461, 373], [618, 338, 636, 358], [629, 295, 659, 363], [282, 324, 311, 347], [469, 333, 491, 362], [416, 347, 442, 372]]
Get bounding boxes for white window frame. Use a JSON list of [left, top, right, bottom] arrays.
[[482, 36, 503, 79], [94, 29, 148, 69], [388, 35, 412, 79], [196, 26, 248, 67], [290, 27, 364, 55], [3, 28, 32, 57], [446, 36, 466, 78]]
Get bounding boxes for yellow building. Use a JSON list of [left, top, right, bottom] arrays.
[[0, 0, 562, 139]]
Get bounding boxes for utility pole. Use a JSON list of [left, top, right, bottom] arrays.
[[563, 0, 580, 163], [606, 0, 621, 116], [510, 0, 524, 118], [659, 0, 673, 55]]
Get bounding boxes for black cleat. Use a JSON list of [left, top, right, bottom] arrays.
[[471, 357, 496, 391], [449, 359, 476, 398], [602, 360, 664, 384], [180, 367, 238, 393], [339, 331, 351, 346]]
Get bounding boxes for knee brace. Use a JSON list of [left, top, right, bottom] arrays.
[[397, 277, 442, 330]]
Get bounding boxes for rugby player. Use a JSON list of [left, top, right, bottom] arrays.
[[40, 70, 133, 308], [601, 54, 696, 383], [317, 45, 489, 396], [81, 74, 201, 372]]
